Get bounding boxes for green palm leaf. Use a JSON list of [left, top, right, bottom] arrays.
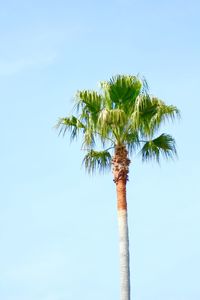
[[133, 95, 180, 136], [140, 134, 177, 162], [124, 131, 140, 154], [98, 108, 126, 126], [57, 116, 85, 141], [83, 150, 112, 174], [104, 75, 142, 113], [75, 90, 102, 126], [76, 90, 102, 112]]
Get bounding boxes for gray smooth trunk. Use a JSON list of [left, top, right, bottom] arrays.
[[118, 209, 130, 300]]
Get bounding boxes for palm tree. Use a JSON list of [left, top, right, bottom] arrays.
[[57, 75, 180, 300]]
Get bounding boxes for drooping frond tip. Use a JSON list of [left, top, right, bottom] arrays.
[[83, 150, 112, 174], [56, 116, 85, 141], [140, 133, 177, 163], [132, 95, 180, 136]]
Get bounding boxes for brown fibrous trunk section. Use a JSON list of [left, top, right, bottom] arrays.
[[112, 145, 131, 209]]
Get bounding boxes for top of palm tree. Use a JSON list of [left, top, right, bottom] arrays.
[[57, 74, 180, 173]]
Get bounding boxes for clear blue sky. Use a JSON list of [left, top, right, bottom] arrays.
[[0, 1, 200, 299]]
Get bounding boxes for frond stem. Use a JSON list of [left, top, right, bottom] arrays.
[[105, 146, 115, 152], [94, 131, 115, 143]]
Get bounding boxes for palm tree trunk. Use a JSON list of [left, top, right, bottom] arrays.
[[112, 146, 131, 300]]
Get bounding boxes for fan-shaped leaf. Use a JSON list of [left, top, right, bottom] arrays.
[[140, 134, 177, 162], [57, 116, 85, 141], [83, 150, 112, 174], [106, 75, 142, 110]]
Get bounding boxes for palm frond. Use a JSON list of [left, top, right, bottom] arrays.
[[75, 90, 102, 114], [133, 95, 180, 136], [98, 108, 126, 126], [124, 131, 140, 154], [140, 133, 177, 162], [83, 150, 112, 174], [130, 94, 151, 130], [57, 116, 85, 141], [82, 127, 95, 148], [149, 97, 180, 128], [105, 75, 142, 111], [140, 76, 149, 95]]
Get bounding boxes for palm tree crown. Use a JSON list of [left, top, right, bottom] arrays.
[[57, 74, 179, 172]]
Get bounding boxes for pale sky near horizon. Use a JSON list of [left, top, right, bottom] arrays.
[[0, 1, 200, 300]]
